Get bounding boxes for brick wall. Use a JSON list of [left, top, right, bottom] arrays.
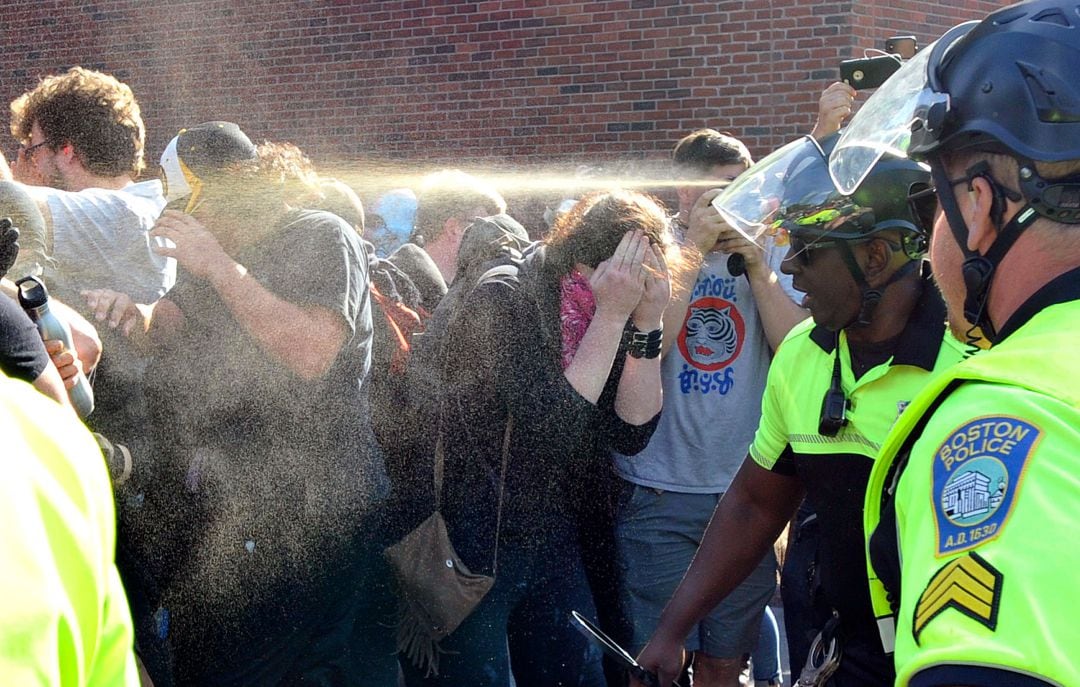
[[0, 0, 1004, 195]]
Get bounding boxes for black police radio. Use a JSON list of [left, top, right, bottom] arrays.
[[819, 344, 850, 437]]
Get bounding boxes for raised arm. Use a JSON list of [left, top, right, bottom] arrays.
[[563, 230, 649, 405], [810, 81, 857, 141], [711, 214, 806, 351], [660, 190, 728, 356], [614, 242, 669, 426], [150, 211, 347, 380]]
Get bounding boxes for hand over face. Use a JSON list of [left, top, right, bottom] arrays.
[[685, 188, 730, 254], [590, 230, 649, 321], [713, 221, 765, 274], [631, 243, 671, 330], [150, 210, 232, 280]]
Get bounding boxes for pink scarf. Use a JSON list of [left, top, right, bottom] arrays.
[[559, 269, 596, 370]]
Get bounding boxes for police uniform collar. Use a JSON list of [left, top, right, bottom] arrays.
[[809, 264, 946, 372], [995, 265, 1080, 343]]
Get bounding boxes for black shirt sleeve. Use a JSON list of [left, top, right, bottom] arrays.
[[0, 294, 50, 383], [597, 347, 660, 457]]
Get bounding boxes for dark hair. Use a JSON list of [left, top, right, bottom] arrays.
[[312, 178, 365, 233], [544, 189, 671, 274], [10, 67, 145, 177], [672, 129, 752, 178]]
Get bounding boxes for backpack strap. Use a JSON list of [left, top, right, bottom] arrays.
[[370, 282, 423, 374], [432, 260, 521, 569]]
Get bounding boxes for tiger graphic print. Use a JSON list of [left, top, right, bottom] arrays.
[[678, 297, 745, 371]]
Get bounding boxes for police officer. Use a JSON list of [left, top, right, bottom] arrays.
[[0, 372, 139, 685], [828, 1, 1080, 684], [632, 133, 966, 687]]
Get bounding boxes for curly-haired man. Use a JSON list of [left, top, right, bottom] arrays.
[[3, 66, 170, 304]]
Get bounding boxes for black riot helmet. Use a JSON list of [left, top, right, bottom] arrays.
[[830, 0, 1080, 342], [774, 133, 932, 261], [714, 133, 933, 327], [910, 1, 1080, 164]]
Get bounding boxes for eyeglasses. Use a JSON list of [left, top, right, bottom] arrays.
[[20, 141, 50, 159], [786, 233, 897, 267]]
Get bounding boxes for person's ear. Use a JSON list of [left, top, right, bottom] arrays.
[[862, 237, 895, 282], [54, 142, 81, 171], [964, 175, 1000, 254]]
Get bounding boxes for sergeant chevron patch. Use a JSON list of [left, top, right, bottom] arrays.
[[913, 552, 1002, 645]]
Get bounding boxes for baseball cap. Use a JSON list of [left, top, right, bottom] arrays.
[[159, 121, 257, 212]]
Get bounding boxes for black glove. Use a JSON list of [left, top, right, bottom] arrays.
[[0, 217, 20, 278]]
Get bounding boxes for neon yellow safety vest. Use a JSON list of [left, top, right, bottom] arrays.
[[865, 299, 1080, 686], [751, 278, 966, 642], [0, 375, 139, 686]]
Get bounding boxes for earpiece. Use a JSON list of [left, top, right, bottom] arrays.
[[987, 179, 1007, 227], [965, 163, 1011, 227], [962, 256, 994, 323], [962, 256, 993, 295]]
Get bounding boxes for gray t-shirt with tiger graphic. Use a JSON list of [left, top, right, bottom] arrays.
[[613, 238, 799, 493]]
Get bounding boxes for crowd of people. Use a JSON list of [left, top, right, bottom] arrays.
[[2, 1, 1079, 686]]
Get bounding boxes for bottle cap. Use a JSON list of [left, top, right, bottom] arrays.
[[15, 275, 49, 310]]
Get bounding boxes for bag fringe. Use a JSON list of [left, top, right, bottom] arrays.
[[395, 597, 453, 677]]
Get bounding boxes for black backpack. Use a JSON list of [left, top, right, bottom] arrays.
[[367, 249, 432, 467], [379, 216, 534, 532]]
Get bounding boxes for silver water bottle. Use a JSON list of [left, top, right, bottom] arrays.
[[16, 276, 95, 418]]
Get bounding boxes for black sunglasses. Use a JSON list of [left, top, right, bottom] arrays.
[[786, 234, 871, 265]]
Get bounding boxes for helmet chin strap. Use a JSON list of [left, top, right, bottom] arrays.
[[834, 240, 919, 329], [928, 159, 1039, 345]]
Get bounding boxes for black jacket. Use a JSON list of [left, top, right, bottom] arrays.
[[440, 245, 659, 573]]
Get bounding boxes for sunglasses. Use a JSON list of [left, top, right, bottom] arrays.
[[786, 235, 853, 265], [787, 232, 906, 267]]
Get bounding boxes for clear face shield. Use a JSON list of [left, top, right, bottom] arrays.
[[828, 22, 978, 196], [710, 136, 862, 262]]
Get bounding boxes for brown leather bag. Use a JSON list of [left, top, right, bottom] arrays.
[[384, 418, 511, 676]]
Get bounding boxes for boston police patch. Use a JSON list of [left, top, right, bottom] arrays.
[[933, 415, 1041, 557]]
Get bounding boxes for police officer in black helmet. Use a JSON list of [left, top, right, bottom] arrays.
[[631, 132, 969, 687], [831, 1, 1080, 685]]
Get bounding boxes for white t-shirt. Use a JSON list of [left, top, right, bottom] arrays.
[[25, 179, 172, 303]]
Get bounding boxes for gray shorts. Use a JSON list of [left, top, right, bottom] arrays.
[[616, 483, 777, 658]]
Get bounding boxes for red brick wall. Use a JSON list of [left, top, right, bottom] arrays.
[[0, 0, 1005, 190]]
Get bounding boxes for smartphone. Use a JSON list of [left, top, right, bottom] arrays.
[[839, 54, 902, 90], [885, 35, 918, 59]]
